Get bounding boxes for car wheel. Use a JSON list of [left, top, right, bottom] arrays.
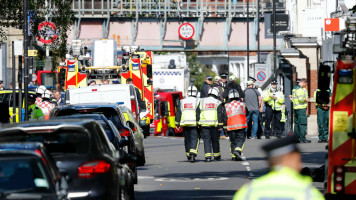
[[136, 148, 146, 166], [133, 167, 138, 184], [127, 171, 135, 200]]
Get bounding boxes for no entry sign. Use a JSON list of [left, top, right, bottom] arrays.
[[178, 23, 195, 40]]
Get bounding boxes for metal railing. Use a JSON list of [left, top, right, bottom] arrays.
[[71, 0, 286, 18]]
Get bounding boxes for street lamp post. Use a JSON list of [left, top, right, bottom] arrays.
[[273, 0, 277, 78], [247, 0, 250, 80], [23, 0, 29, 121]]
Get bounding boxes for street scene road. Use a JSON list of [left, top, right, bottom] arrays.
[[136, 136, 326, 200]]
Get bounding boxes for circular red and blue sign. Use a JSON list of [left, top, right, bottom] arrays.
[[257, 71, 266, 81], [37, 22, 58, 44]]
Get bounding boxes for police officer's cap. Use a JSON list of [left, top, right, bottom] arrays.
[[249, 76, 257, 82], [220, 73, 228, 79], [271, 79, 278, 85], [261, 135, 300, 158]]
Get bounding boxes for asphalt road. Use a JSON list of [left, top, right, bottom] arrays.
[[135, 136, 327, 200]]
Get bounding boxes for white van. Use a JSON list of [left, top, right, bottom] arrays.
[[65, 84, 142, 119]]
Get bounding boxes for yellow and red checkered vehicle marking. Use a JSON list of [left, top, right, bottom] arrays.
[[327, 59, 356, 196]]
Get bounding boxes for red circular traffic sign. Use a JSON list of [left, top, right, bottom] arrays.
[[178, 23, 195, 40], [257, 71, 266, 81], [37, 22, 58, 44]]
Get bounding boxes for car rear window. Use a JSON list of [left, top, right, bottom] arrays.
[[56, 108, 125, 130], [0, 156, 53, 193], [0, 132, 90, 155]]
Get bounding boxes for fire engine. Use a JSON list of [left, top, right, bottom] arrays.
[[121, 49, 154, 137], [325, 15, 356, 199], [151, 90, 183, 136]]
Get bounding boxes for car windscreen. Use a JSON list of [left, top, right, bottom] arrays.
[[56, 108, 125, 130], [0, 156, 54, 193], [0, 132, 90, 155]]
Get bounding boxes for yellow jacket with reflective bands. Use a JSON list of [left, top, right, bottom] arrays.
[[263, 88, 285, 111], [292, 85, 308, 109], [179, 97, 199, 126], [233, 166, 325, 200], [198, 97, 222, 127]]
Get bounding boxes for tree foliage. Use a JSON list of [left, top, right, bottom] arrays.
[[187, 52, 216, 91], [0, 0, 74, 67]]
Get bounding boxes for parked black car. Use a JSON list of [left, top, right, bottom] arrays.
[[50, 103, 140, 184], [52, 114, 123, 149], [0, 119, 133, 200], [0, 142, 68, 200]]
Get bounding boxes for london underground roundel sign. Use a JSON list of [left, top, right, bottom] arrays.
[[178, 23, 195, 40], [37, 22, 58, 44]]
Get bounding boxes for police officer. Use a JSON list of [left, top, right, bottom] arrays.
[[28, 94, 45, 121], [224, 89, 247, 161], [35, 85, 47, 107], [175, 86, 200, 162], [292, 78, 311, 143], [200, 75, 212, 98], [234, 135, 325, 200], [39, 90, 55, 120], [314, 88, 331, 143], [197, 87, 224, 162], [263, 80, 285, 139]]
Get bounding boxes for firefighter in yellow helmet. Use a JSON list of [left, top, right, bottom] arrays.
[[233, 135, 325, 200], [175, 85, 200, 162], [224, 89, 247, 161], [196, 87, 224, 162]]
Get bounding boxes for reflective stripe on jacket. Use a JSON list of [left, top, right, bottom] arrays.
[[179, 97, 199, 126], [225, 100, 247, 131], [263, 88, 285, 111], [198, 97, 221, 127], [292, 85, 308, 109], [233, 167, 325, 200]]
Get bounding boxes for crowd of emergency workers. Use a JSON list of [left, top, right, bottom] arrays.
[[175, 74, 331, 163]]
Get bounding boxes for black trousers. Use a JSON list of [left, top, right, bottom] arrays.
[[183, 126, 199, 156], [264, 105, 283, 137], [201, 127, 220, 158], [229, 129, 245, 157]]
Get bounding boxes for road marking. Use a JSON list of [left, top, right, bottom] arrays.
[[138, 176, 154, 179], [155, 177, 229, 182], [246, 167, 251, 171], [242, 162, 249, 166]]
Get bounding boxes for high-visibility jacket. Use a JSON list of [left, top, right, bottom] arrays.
[[179, 97, 199, 127], [28, 104, 45, 121], [39, 100, 55, 120], [198, 97, 222, 127], [233, 167, 325, 200], [225, 100, 247, 131], [263, 88, 285, 111], [292, 85, 308, 109]]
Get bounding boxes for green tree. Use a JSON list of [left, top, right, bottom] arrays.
[[187, 52, 216, 91], [0, 0, 74, 69]]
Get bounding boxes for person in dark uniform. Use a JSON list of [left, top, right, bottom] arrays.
[[200, 75, 212, 98], [223, 75, 244, 102]]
